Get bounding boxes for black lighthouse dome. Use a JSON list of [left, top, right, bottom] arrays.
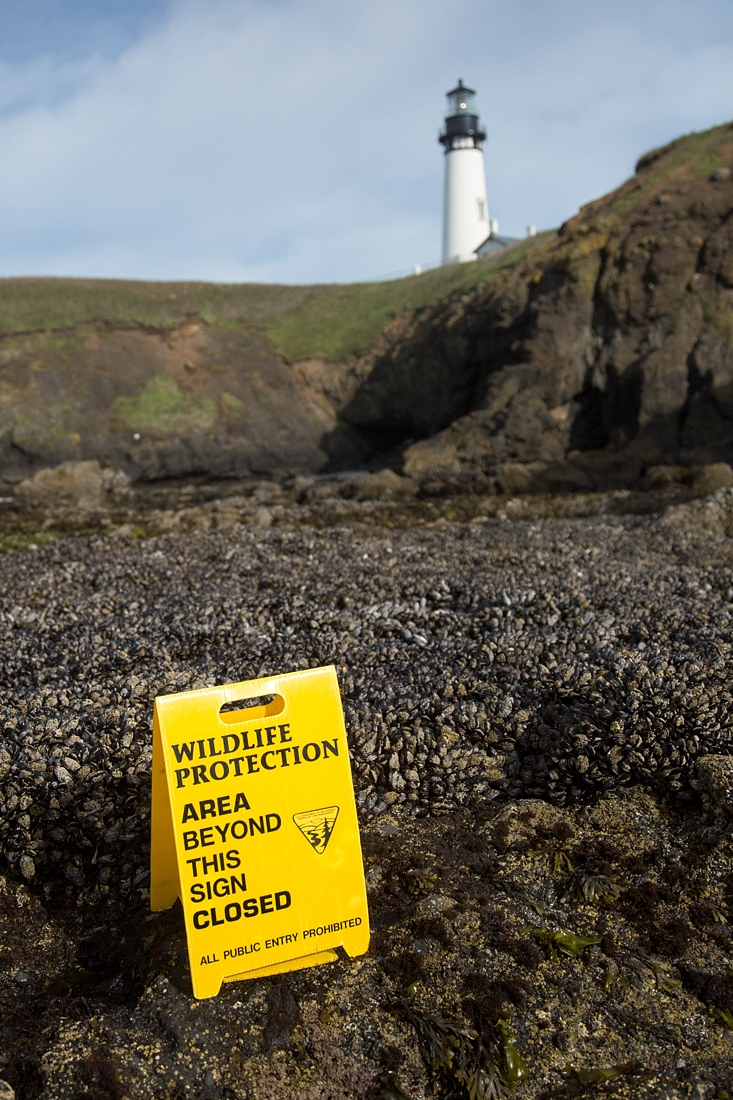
[[439, 79, 486, 150]]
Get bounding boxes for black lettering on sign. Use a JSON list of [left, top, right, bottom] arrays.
[[181, 792, 251, 822], [192, 890, 291, 930], [186, 850, 241, 877], [186, 815, 281, 849], [172, 738, 339, 788], [222, 942, 261, 959], [173, 725, 292, 767], [303, 915, 362, 939], [190, 873, 248, 903], [264, 931, 300, 949]]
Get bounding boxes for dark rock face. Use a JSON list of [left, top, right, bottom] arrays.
[[2, 123, 732, 491], [0, 325, 332, 484], [336, 122, 733, 491]]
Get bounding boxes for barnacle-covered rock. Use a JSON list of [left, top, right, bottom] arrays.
[[692, 754, 733, 822]]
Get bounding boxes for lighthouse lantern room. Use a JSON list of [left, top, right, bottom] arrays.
[[439, 79, 489, 264]]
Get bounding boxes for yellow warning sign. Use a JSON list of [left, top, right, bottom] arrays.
[[149, 665, 370, 999]]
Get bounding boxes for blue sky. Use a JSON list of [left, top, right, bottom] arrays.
[[0, 0, 730, 284]]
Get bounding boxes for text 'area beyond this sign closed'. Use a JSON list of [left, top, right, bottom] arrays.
[[150, 665, 370, 999]]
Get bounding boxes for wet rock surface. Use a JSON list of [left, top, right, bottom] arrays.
[[6, 459, 733, 554], [1, 508, 733, 1098]]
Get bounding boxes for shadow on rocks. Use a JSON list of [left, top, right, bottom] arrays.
[[262, 979, 302, 1052]]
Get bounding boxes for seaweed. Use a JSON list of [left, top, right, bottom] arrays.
[[43, 964, 97, 995], [619, 884, 657, 922], [679, 965, 733, 1016], [503, 937, 543, 970], [405, 869, 438, 897], [644, 917, 693, 958], [568, 874, 621, 906], [688, 901, 729, 926], [529, 928, 601, 960], [713, 1007, 733, 1029], [498, 1019, 528, 1086], [552, 849, 574, 875], [569, 838, 622, 876], [398, 1000, 477, 1077], [563, 1062, 641, 1088], [661, 860, 686, 889], [76, 1049, 126, 1100], [602, 959, 619, 992], [397, 1000, 528, 1100], [492, 821, 512, 854], [603, 1004, 678, 1043], [383, 951, 426, 988], [412, 915, 451, 947], [377, 1070, 414, 1100], [462, 973, 531, 1022], [497, 881, 548, 917], [461, 1063, 510, 1100], [550, 821, 575, 843], [485, 912, 542, 968], [623, 949, 681, 993], [378, 1044, 405, 1071]]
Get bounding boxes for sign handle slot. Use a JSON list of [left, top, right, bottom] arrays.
[[219, 693, 285, 723]]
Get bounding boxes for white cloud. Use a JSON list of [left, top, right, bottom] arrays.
[[0, 0, 730, 283]]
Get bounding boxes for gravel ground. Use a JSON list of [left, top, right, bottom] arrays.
[[1, 510, 733, 1098]]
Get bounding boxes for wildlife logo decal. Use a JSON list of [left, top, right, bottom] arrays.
[[293, 806, 340, 855]]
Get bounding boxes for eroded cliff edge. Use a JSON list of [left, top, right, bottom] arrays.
[[337, 121, 733, 493], [1, 120, 732, 491]]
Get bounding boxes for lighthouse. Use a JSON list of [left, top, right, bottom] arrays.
[[439, 79, 489, 264]]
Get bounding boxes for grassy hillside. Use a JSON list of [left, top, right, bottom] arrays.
[[0, 232, 554, 364], [0, 119, 729, 368], [264, 232, 555, 361], [603, 120, 733, 218], [634, 119, 733, 179]]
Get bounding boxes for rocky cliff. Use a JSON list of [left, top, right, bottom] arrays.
[[0, 258, 530, 485], [0, 321, 336, 483], [338, 121, 733, 493], [1, 120, 732, 491]]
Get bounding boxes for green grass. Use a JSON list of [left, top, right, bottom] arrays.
[[606, 120, 733, 218], [265, 232, 555, 362], [109, 375, 216, 435], [0, 121, 729, 369], [635, 120, 732, 180], [0, 232, 554, 364], [0, 277, 319, 335]]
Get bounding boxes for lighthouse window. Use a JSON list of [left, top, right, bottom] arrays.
[[447, 89, 476, 116], [478, 199, 486, 220]]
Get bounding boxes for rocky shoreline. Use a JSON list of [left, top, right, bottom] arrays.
[[1, 503, 733, 1098]]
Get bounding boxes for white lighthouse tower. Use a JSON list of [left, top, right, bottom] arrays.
[[440, 79, 489, 264]]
